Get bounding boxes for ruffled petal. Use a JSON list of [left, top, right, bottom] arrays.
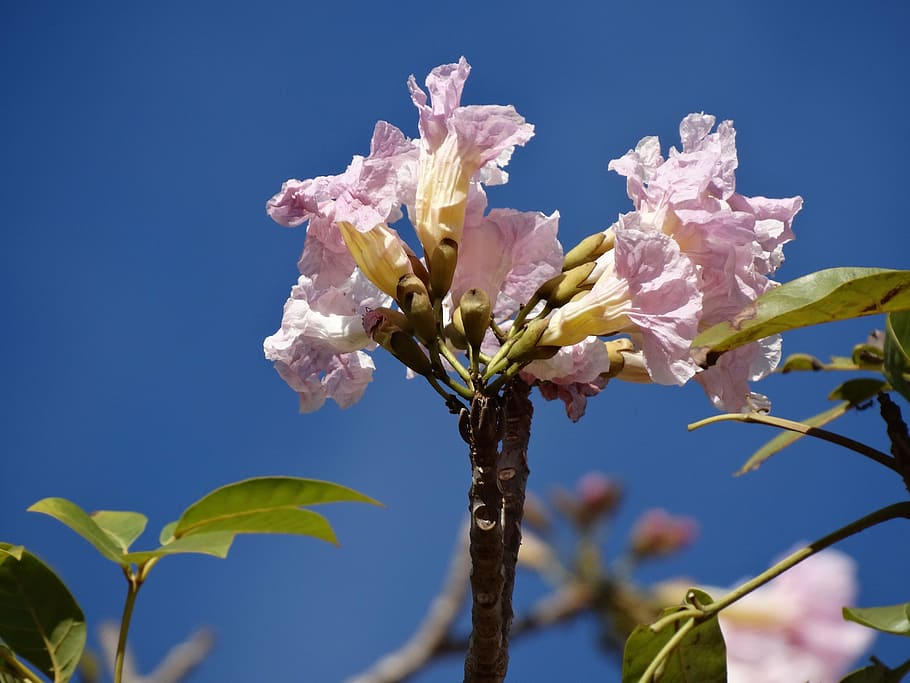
[[452, 208, 562, 317]]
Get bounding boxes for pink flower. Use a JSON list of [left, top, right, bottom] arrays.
[[265, 59, 555, 410], [720, 549, 874, 683], [606, 114, 802, 411], [521, 339, 611, 421]]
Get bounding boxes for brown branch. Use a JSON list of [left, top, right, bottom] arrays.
[[345, 520, 472, 683], [461, 394, 505, 683], [497, 379, 533, 673], [878, 392, 910, 494]]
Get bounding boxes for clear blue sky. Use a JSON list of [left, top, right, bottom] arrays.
[[2, 2, 909, 681]]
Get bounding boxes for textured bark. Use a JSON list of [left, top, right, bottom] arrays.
[[496, 380, 533, 674], [460, 394, 504, 683], [878, 392, 910, 493]]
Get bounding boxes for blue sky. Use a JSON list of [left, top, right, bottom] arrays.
[[2, 2, 909, 681]]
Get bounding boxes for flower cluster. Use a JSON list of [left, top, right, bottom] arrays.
[[264, 59, 801, 419]]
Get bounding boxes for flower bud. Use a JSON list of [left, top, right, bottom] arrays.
[[387, 330, 433, 376], [562, 231, 614, 271], [458, 288, 491, 350], [444, 319, 468, 350], [362, 307, 412, 346], [506, 319, 559, 363], [534, 262, 596, 308], [396, 274, 437, 344], [428, 238, 458, 301]]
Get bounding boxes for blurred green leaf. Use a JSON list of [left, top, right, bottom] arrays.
[[121, 532, 235, 564], [780, 353, 861, 373], [28, 498, 125, 565], [736, 378, 887, 475], [844, 603, 910, 636], [830, 378, 890, 404], [173, 477, 381, 546], [622, 590, 726, 683], [90, 510, 148, 553], [693, 268, 910, 356], [884, 311, 910, 403], [0, 543, 86, 683], [0, 546, 23, 561]]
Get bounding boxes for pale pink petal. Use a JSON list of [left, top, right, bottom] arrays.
[[408, 57, 472, 149], [453, 208, 562, 318], [522, 339, 611, 421], [614, 225, 703, 385]]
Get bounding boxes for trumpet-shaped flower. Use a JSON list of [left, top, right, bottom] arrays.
[[265, 58, 548, 409], [540, 226, 703, 386], [608, 113, 802, 411], [409, 58, 535, 256]]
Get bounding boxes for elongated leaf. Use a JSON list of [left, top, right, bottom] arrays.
[[737, 403, 849, 475], [173, 477, 381, 545], [622, 590, 726, 683], [121, 532, 235, 564], [884, 311, 910, 403], [736, 378, 887, 475], [90, 511, 148, 553], [844, 603, 910, 636], [28, 499, 125, 565], [779, 353, 860, 373], [693, 268, 910, 357], [0, 543, 86, 683]]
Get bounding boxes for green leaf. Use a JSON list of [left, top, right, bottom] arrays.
[[830, 378, 890, 404], [158, 521, 178, 545], [173, 477, 381, 546], [736, 378, 886, 475], [693, 268, 910, 357], [779, 353, 861, 373], [844, 603, 910, 636], [121, 532, 235, 564], [622, 591, 726, 683], [0, 543, 86, 683], [28, 499, 125, 565], [90, 510, 148, 553], [884, 311, 910, 403]]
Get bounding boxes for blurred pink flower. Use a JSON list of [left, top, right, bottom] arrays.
[[720, 548, 874, 683], [628, 508, 698, 558]]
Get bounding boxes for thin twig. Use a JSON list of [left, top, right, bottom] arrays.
[[689, 412, 896, 471]]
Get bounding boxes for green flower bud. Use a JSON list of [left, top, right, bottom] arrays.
[[444, 319, 468, 350], [563, 233, 605, 271], [388, 330, 433, 376], [458, 288, 491, 350], [428, 237, 459, 301], [397, 274, 437, 344], [536, 262, 596, 308], [505, 318, 552, 363]]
